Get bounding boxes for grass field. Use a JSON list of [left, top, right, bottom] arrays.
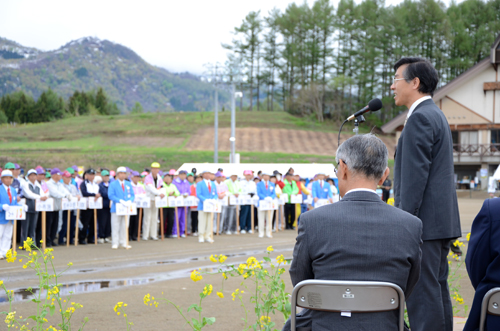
[[0, 111, 380, 171]]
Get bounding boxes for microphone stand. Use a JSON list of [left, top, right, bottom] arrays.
[[353, 115, 365, 135]]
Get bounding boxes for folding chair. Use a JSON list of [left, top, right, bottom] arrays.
[[479, 287, 500, 331], [290, 280, 405, 331]]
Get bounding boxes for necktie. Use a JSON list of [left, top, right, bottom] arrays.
[[7, 187, 12, 203], [122, 183, 125, 192], [208, 181, 211, 192], [266, 182, 268, 190]]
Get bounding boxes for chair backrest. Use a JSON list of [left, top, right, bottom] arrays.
[[290, 280, 405, 331], [479, 287, 500, 331]]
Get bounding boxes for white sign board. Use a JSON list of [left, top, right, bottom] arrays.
[[77, 198, 88, 210], [62, 198, 77, 210], [134, 195, 150, 208], [184, 196, 198, 207], [279, 194, 288, 205], [290, 194, 303, 204], [315, 199, 330, 208], [259, 199, 280, 211], [304, 196, 313, 205], [88, 197, 103, 209], [203, 199, 222, 213], [219, 196, 229, 206], [35, 198, 54, 212], [6, 206, 26, 220], [240, 194, 252, 205], [116, 202, 137, 216], [155, 196, 169, 208], [229, 195, 242, 205]]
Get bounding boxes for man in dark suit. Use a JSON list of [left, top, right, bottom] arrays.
[[392, 57, 461, 331], [464, 198, 500, 331], [283, 134, 422, 331]]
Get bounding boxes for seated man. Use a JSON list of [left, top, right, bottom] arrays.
[[283, 134, 422, 331], [464, 198, 500, 331]]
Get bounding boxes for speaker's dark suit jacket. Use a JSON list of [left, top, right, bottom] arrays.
[[393, 99, 461, 241], [465, 198, 500, 331], [282, 191, 422, 331]]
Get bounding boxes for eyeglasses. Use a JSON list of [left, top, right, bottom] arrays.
[[393, 77, 406, 84], [333, 159, 347, 174]]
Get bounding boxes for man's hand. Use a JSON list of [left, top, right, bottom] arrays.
[[314, 197, 319, 203], [41, 196, 48, 201], [329, 198, 333, 203], [218, 193, 225, 199], [23, 205, 29, 212], [17, 196, 21, 202], [169, 191, 174, 196], [95, 193, 101, 200], [234, 194, 239, 198], [160, 194, 165, 199], [2, 204, 9, 211]]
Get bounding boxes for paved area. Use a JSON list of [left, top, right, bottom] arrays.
[[0, 197, 487, 330]]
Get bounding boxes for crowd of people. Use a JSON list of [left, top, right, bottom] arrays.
[[0, 161, 341, 255]]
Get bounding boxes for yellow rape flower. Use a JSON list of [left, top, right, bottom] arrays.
[[277, 254, 285, 264], [0, 280, 3, 286], [222, 272, 227, 280], [217, 291, 224, 298], [4, 311, 16, 325], [190, 270, 203, 282], [6, 249, 17, 263], [209, 254, 218, 263], [218, 255, 227, 263], [466, 233, 471, 241], [267, 245, 274, 252], [260, 315, 271, 326], [23, 237, 33, 252], [202, 284, 213, 296]]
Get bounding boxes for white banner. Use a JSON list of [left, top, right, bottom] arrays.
[[240, 194, 252, 205], [62, 198, 77, 210], [35, 198, 54, 212], [6, 206, 26, 220], [155, 196, 169, 208], [134, 195, 150, 208], [258, 199, 279, 211], [315, 199, 330, 207], [203, 199, 222, 213], [304, 196, 313, 205], [219, 196, 229, 206], [116, 202, 137, 216], [88, 197, 103, 209], [77, 198, 88, 210], [229, 195, 242, 205]]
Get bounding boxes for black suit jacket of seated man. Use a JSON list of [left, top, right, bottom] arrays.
[[282, 190, 422, 331]]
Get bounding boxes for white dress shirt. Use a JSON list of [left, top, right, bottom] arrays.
[[344, 188, 378, 196], [240, 179, 257, 195]]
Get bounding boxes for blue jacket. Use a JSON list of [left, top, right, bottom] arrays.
[[99, 182, 111, 209], [0, 184, 20, 225], [311, 180, 333, 206], [108, 180, 135, 213], [196, 180, 217, 211], [257, 180, 276, 207], [464, 198, 500, 331]]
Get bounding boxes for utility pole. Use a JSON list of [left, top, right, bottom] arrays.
[[230, 83, 236, 163], [214, 86, 218, 164]]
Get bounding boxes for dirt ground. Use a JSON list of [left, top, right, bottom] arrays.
[[0, 197, 485, 330], [185, 128, 397, 158]]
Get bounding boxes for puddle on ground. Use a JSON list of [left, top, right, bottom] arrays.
[[1, 248, 293, 304]]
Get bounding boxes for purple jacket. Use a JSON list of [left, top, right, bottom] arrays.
[[173, 178, 190, 195]]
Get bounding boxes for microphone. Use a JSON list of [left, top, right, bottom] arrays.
[[347, 98, 382, 121]]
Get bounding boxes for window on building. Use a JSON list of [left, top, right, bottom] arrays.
[[491, 130, 500, 144], [460, 131, 478, 145]]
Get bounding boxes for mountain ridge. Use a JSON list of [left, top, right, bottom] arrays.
[[0, 36, 219, 112]]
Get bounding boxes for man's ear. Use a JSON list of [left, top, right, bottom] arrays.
[[412, 77, 421, 91], [340, 160, 349, 181], [377, 167, 390, 186]]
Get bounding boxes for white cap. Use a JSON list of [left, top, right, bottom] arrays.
[[116, 166, 127, 173], [1, 170, 13, 177], [27, 169, 37, 177]]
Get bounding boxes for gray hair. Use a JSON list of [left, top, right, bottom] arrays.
[[336, 134, 388, 180]]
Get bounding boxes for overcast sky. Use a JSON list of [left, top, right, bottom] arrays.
[[1, 0, 460, 75]]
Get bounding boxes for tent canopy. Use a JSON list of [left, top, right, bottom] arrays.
[[177, 163, 337, 179]]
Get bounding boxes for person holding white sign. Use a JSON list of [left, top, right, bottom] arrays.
[[143, 162, 164, 241], [0, 170, 24, 259], [60, 171, 80, 245], [312, 173, 334, 207], [97, 170, 112, 244], [129, 171, 145, 241], [214, 172, 228, 235], [240, 170, 257, 234], [79, 169, 101, 245], [196, 170, 217, 243], [257, 173, 276, 238], [172, 170, 190, 238], [282, 173, 299, 230], [108, 167, 135, 249], [224, 173, 241, 235], [161, 174, 180, 238], [46, 168, 72, 247], [21, 169, 47, 247]]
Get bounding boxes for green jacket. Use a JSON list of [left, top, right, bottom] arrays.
[[225, 179, 242, 195], [162, 183, 180, 207], [282, 179, 299, 203]]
